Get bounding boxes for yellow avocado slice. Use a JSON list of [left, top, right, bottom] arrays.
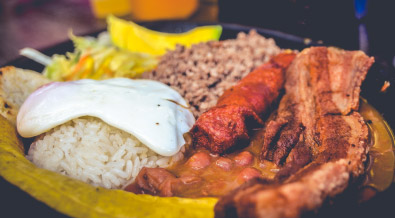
[[0, 116, 217, 218], [107, 15, 222, 56]]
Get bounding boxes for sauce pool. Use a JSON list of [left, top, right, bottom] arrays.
[[359, 99, 395, 192]]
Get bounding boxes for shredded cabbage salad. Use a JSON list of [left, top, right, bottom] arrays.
[[21, 31, 158, 81]]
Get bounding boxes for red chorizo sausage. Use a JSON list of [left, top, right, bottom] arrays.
[[189, 52, 296, 154]]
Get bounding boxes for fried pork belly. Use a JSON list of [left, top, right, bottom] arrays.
[[215, 47, 374, 218]]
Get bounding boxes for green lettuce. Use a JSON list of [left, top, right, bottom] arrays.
[[43, 32, 158, 81]]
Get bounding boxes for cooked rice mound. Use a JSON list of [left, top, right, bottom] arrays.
[[27, 117, 183, 189]]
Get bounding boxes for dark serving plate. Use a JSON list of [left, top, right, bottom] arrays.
[[1, 22, 394, 218]]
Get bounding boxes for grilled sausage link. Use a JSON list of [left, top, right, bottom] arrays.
[[189, 52, 296, 154]]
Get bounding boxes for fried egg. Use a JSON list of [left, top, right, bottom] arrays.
[[17, 78, 195, 156]]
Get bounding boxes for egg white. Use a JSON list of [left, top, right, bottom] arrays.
[[17, 78, 195, 156]]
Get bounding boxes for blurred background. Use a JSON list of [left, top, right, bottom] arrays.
[[1, 0, 395, 66]]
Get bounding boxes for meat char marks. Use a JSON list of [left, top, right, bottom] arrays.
[[190, 52, 296, 154], [215, 47, 374, 218]]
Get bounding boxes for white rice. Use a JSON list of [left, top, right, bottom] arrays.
[[26, 116, 184, 189]]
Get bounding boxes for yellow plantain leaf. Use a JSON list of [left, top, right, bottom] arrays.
[[0, 115, 217, 218]]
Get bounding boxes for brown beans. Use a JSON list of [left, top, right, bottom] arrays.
[[215, 157, 233, 171], [186, 152, 211, 170], [129, 167, 176, 196], [237, 167, 261, 184], [234, 151, 254, 166]]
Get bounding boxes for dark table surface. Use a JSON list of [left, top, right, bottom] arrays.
[[0, 0, 106, 66]]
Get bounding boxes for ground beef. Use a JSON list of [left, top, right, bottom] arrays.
[[141, 30, 281, 118]]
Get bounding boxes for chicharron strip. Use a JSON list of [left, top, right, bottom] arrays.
[[215, 47, 374, 218]]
